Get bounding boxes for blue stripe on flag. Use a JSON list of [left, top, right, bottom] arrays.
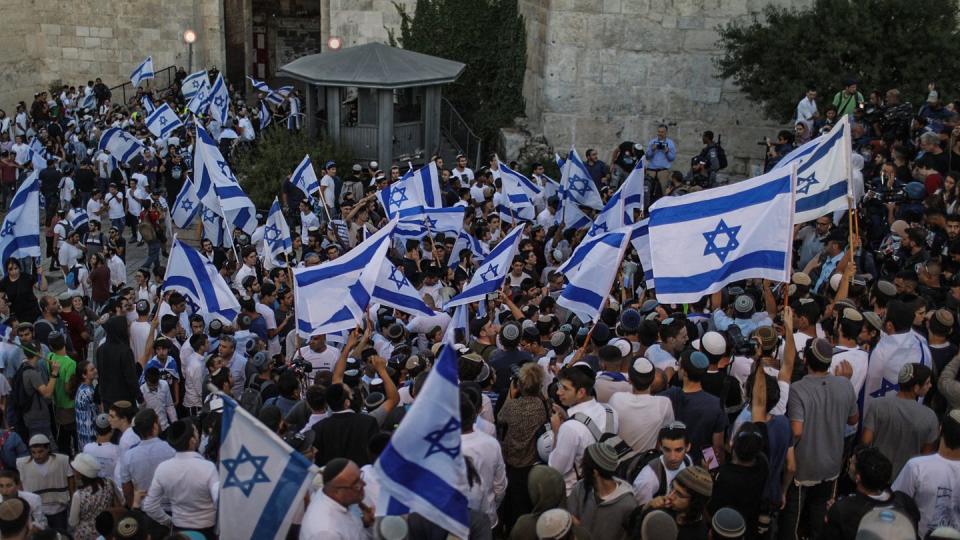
[[377, 444, 470, 526], [372, 286, 428, 314], [796, 126, 845, 175], [795, 180, 849, 213], [251, 454, 312, 538], [562, 284, 604, 310], [651, 175, 791, 226], [654, 250, 787, 294]]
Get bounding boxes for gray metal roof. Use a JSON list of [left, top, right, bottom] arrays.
[[278, 42, 465, 89]]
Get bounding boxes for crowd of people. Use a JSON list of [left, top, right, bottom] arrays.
[[0, 63, 956, 540]]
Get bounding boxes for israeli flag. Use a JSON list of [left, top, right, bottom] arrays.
[[140, 95, 155, 115], [378, 161, 441, 219], [263, 197, 292, 268], [448, 230, 488, 269], [207, 73, 230, 124], [193, 126, 257, 234], [648, 165, 797, 304], [80, 93, 96, 111], [290, 155, 320, 200], [375, 343, 470, 539], [98, 128, 145, 164], [199, 204, 234, 248], [557, 196, 591, 232], [0, 171, 41, 276], [558, 229, 631, 322], [395, 206, 465, 239], [171, 177, 200, 228], [589, 188, 627, 237], [247, 76, 271, 94], [218, 393, 315, 540], [130, 56, 154, 87], [621, 158, 645, 218], [187, 77, 212, 116], [372, 261, 434, 317], [496, 170, 536, 224], [497, 159, 542, 198], [266, 86, 292, 106], [258, 101, 272, 131], [26, 138, 49, 170], [630, 219, 655, 289], [181, 70, 208, 100], [445, 224, 524, 308], [560, 147, 604, 210], [163, 237, 240, 323], [294, 220, 397, 337], [68, 208, 89, 231], [145, 104, 183, 138], [775, 115, 852, 223], [442, 304, 469, 343]]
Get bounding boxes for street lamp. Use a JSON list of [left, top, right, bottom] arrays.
[[327, 37, 342, 51], [183, 29, 197, 72]]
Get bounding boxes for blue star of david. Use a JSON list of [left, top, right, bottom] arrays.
[[117, 133, 132, 143], [214, 96, 225, 108], [0, 222, 13, 238], [568, 174, 591, 197], [191, 80, 201, 90], [184, 295, 201, 314], [179, 199, 193, 213], [264, 223, 282, 243], [421, 216, 438, 230], [389, 186, 409, 208], [158, 116, 167, 126], [480, 263, 499, 282], [202, 207, 218, 224], [216, 160, 236, 182], [796, 172, 819, 195], [870, 378, 899, 398], [590, 221, 608, 235], [702, 219, 741, 263], [388, 266, 409, 291], [423, 417, 461, 459], [221, 446, 270, 497]]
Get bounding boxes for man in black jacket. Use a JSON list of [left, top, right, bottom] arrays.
[[96, 315, 140, 408], [311, 383, 379, 467]]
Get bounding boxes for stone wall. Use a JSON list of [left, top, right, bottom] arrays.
[[275, 17, 324, 66], [0, 0, 224, 113], [326, 0, 415, 48]]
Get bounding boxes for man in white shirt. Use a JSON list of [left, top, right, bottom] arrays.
[[830, 308, 869, 401], [644, 318, 688, 381], [631, 422, 692, 505], [237, 109, 256, 142], [109, 401, 140, 465], [300, 458, 374, 538], [129, 300, 151, 363], [105, 183, 126, 232], [143, 419, 219, 534], [548, 365, 618, 494], [608, 358, 674, 454], [182, 334, 208, 417], [319, 161, 337, 218], [57, 230, 85, 274], [0, 469, 47, 531], [795, 87, 819, 124], [233, 246, 258, 291], [460, 395, 506, 528], [85, 190, 105, 224], [297, 334, 340, 377], [865, 299, 932, 414]]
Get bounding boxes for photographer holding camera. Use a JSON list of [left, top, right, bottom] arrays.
[[645, 124, 677, 197]]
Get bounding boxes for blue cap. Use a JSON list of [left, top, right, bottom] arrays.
[[690, 351, 709, 369], [324, 160, 336, 169], [620, 308, 642, 333]]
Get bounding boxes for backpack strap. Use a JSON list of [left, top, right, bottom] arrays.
[[602, 405, 616, 434], [571, 412, 603, 441]]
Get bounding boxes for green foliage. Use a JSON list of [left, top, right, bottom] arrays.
[[715, 0, 960, 122], [232, 128, 353, 208], [390, 0, 527, 145]]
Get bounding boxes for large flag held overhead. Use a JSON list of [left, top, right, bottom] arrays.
[[375, 343, 470, 539], [130, 56, 154, 87], [371, 260, 434, 317], [395, 206, 465, 239], [445, 224, 525, 308], [294, 220, 397, 337], [775, 115, 852, 223], [263, 198, 292, 268], [378, 162, 441, 218], [560, 148, 604, 210], [171, 178, 200, 228], [0, 171, 41, 276], [192, 126, 257, 234], [207, 73, 230, 124], [145, 103, 183, 138], [181, 70, 209, 101], [218, 393, 315, 540], [163, 237, 241, 322], [187, 77, 212, 116], [98, 128, 145, 164], [558, 228, 632, 322], [496, 170, 536, 224], [647, 165, 797, 304], [498, 159, 542, 199], [621, 158, 646, 219], [265, 86, 293, 106], [289, 155, 320, 200]]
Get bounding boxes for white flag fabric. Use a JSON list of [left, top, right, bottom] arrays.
[[290, 155, 320, 200], [375, 343, 470, 538], [447, 229, 488, 269], [266, 86, 292, 106], [371, 260, 434, 317], [0, 171, 41, 275], [259, 100, 272, 131], [98, 128, 145, 164], [775, 115, 852, 223], [163, 237, 240, 323], [187, 77, 212, 116], [648, 165, 797, 303], [558, 228, 631, 322], [171, 177, 200, 228], [621, 158, 645, 219], [445, 224, 524, 308], [496, 170, 536, 224], [218, 394, 315, 540], [130, 56, 154, 87], [629, 218, 655, 289], [181, 70, 208, 100], [294, 220, 396, 337], [560, 147, 604, 210], [207, 73, 229, 124], [395, 206, 465, 239], [140, 95, 155, 115], [378, 162, 441, 218], [263, 198, 292, 268], [497, 160, 542, 198], [145, 103, 183, 138], [247, 76, 271, 93], [193, 126, 257, 234]]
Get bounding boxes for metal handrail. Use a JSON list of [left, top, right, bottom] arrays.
[[109, 65, 180, 106], [440, 97, 482, 168]]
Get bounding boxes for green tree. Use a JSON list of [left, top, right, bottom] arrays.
[[389, 0, 527, 145], [233, 128, 352, 208], [715, 0, 960, 122]]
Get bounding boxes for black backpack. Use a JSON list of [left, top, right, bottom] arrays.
[[7, 363, 37, 438], [239, 379, 273, 416], [619, 450, 694, 492], [715, 137, 729, 170]]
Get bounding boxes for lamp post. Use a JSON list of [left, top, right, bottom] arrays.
[[327, 37, 342, 51], [183, 29, 197, 72]]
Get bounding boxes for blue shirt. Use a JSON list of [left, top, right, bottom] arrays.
[[645, 138, 677, 170], [712, 311, 774, 336], [814, 252, 845, 293], [140, 356, 179, 385]]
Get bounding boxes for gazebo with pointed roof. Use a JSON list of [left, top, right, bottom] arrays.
[[279, 42, 465, 168]]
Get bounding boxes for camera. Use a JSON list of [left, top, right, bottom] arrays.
[[655, 141, 666, 151], [864, 189, 905, 204], [726, 325, 755, 357]]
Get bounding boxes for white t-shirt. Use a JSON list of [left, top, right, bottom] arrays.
[[129, 320, 151, 363], [893, 453, 960, 536], [632, 456, 687, 505], [607, 392, 674, 454], [106, 191, 125, 219], [58, 242, 84, 270], [299, 345, 340, 375], [58, 176, 75, 204], [83, 441, 120, 480], [319, 175, 336, 208], [86, 198, 104, 222], [255, 302, 280, 356]]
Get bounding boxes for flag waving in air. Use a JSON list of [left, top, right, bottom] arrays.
[[130, 56, 154, 87], [163, 237, 241, 323], [560, 147, 604, 210], [775, 115, 852, 223], [98, 128, 145, 164], [378, 161, 441, 218], [445, 224, 525, 308], [0, 171, 41, 277], [145, 104, 183, 138], [263, 197, 292, 268]]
